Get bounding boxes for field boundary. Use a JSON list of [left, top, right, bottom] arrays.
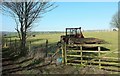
[[62, 43, 119, 73]]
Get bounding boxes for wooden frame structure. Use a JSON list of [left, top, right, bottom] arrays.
[[62, 43, 109, 69]]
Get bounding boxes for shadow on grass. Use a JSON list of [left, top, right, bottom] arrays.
[[4, 35, 17, 38], [2, 42, 59, 74], [2, 58, 51, 74], [2, 57, 34, 67], [27, 39, 45, 43], [4, 38, 45, 43], [2, 46, 25, 61], [2, 48, 17, 60]]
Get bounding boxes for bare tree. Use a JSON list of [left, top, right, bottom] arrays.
[[110, 12, 120, 30], [2, 0, 56, 56]]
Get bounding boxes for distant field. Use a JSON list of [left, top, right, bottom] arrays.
[[29, 31, 118, 58], [83, 31, 118, 58], [2, 31, 119, 74], [4, 31, 118, 57]]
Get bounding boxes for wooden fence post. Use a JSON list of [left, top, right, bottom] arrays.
[[61, 46, 64, 64], [45, 39, 48, 57], [29, 41, 31, 52], [65, 42, 67, 65], [98, 46, 101, 69], [14, 39, 17, 50], [63, 42, 67, 65], [4, 39, 7, 48], [9, 37, 11, 47], [80, 45, 83, 64]]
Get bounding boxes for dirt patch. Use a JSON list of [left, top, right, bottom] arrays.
[[35, 64, 109, 74]]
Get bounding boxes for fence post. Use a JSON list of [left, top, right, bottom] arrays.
[[45, 39, 48, 57], [9, 37, 11, 47], [6, 39, 8, 47], [63, 42, 67, 65], [14, 39, 17, 50], [98, 46, 101, 69], [61, 46, 64, 64], [4, 38, 8, 48], [29, 41, 31, 52], [80, 45, 83, 64]]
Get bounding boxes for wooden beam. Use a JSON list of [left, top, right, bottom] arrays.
[[98, 46, 101, 69], [67, 55, 82, 57], [61, 46, 64, 64], [67, 44, 103, 47], [80, 46, 83, 64], [64, 42, 67, 65], [67, 50, 108, 53]]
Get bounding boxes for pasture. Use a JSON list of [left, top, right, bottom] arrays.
[[2, 31, 119, 74], [8, 31, 118, 57]]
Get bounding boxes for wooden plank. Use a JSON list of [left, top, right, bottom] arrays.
[[67, 59, 119, 66], [67, 55, 82, 57], [51, 48, 60, 57], [62, 46, 64, 64], [29, 41, 31, 52], [91, 61, 119, 65], [98, 46, 101, 69], [98, 57, 118, 64], [82, 51, 108, 53], [62, 43, 65, 64], [67, 59, 89, 63], [101, 62, 119, 66], [64, 43, 67, 65], [67, 50, 108, 53], [67, 63, 81, 66], [82, 55, 98, 58], [68, 59, 117, 64], [67, 44, 103, 47], [88, 61, 120, 67], [101, 57, 118, 60], [80, 46, 83, 64], [100, 59, 119, 63]]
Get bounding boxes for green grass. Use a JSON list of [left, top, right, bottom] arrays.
[[83, 31, 118, 50], [31, 31, 118, 51], [2, 31, 119, 74], [27, 33, 64, 44], [4, 31, 118, 57], [83, 31, 118, 57]]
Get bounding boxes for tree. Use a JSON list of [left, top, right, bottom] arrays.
[[2, 0, 56, 56], [110, 12, 120, 30]]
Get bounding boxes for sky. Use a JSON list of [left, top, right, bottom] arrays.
[[1, 1, 118, 32]]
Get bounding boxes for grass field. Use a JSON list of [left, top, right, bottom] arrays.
[[30, 31, 118, 57], [4, 31, 118, 57], [2, 31, 119, 74], [83, 31, 118, 58]]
